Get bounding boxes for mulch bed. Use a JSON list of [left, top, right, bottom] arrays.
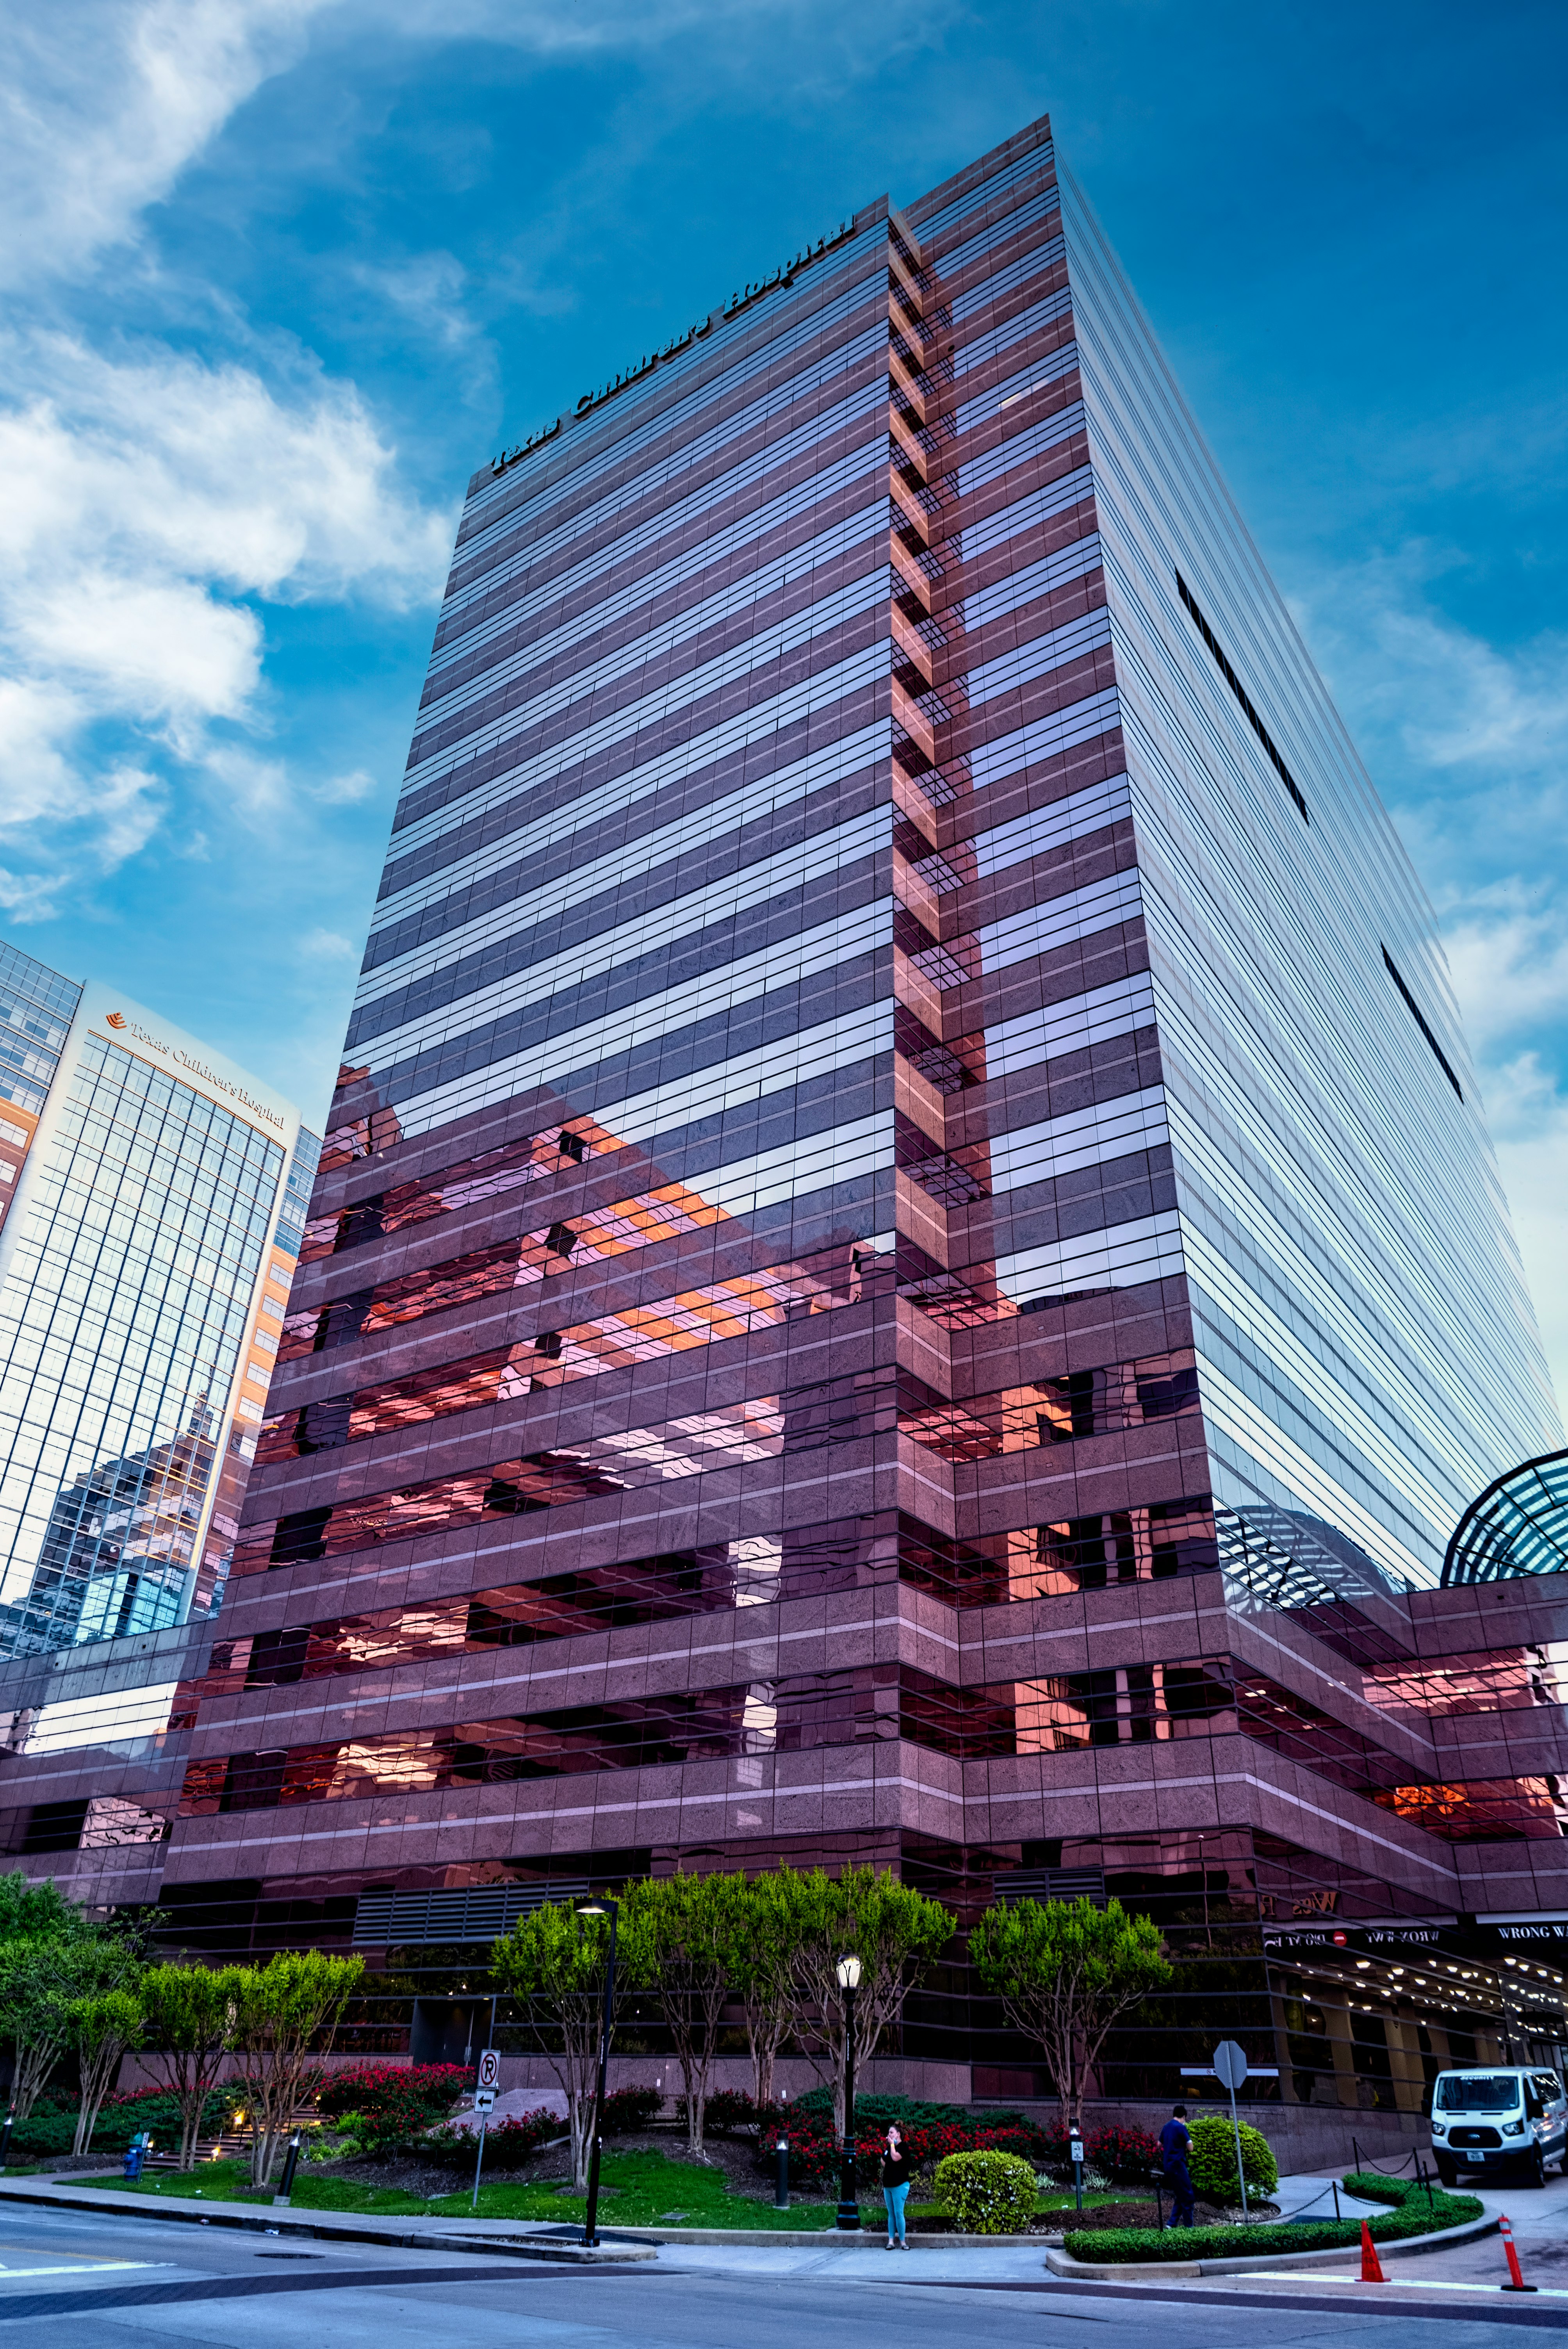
[[309, 2127, 833, 2208]]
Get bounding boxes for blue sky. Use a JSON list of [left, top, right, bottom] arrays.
[[1, 0, 1565, 1395]]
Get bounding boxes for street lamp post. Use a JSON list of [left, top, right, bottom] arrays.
[[835, 1953, 862, 2231], [576, 1898, 620, 2249]]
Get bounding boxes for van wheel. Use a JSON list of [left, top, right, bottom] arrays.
[[1525, 2150, 1547, 2189], [1434, 2155, 1458, 2187]]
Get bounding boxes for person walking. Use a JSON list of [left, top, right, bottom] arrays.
[[1159, 2103, 1196, 2229], [882, 2124, 912, 2249]]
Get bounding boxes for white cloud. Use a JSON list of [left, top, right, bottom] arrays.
[[1300, 549, 1568, 1421], [354, 253, 476, 349], [298, 927, 358, 960], [1302, 545, 1568, 849], [1480, 1055, 1568, 1419], [1445, 888, 1568, 1056], [314, 767, 380, 804], [0, 2, 322, 288], [0, 0, 907, 291], [0, 335, 452, 879]]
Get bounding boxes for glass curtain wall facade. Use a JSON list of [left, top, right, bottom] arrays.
[[51, 118, 1568, 2119], [0, 972, 302, 1653]]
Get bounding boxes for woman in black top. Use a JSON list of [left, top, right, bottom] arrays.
[[882, 2124, 912, 2247]]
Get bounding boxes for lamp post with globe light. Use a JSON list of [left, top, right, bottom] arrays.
[[576, 1898, 619, 2248], [835, 1953, 862, 2230]]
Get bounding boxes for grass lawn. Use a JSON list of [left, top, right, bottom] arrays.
[[81, 2151, 844, 2229], [75, 2152, 1125, 2230]]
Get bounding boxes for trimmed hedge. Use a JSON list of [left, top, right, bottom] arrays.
[[934, 2149, 1039, 2234], [1064, 2173, 1484, 2265], [1187, 2114, 1278, 2199]]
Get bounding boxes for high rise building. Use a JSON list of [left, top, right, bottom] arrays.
[[11, 121, 1568, 2131], [0, 948, 314, 1911]]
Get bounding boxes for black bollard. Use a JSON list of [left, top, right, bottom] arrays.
[[1331, 2178, 1341, 2219], [775, 2137, 791, 2210], [273, 2132, 302, 2207], [1153, 2171, 1165, 2230], [0, 2113, 12, 2170]]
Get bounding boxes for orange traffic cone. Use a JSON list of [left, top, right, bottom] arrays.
[[1499, 2214, 1538, 2293], [1360, 2220, 1386, 2283]]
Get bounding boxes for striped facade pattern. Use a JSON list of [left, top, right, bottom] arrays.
[[67, 117, 1566, 2094]]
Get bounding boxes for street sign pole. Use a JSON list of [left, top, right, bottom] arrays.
[[471, 2085, 497, 2212], [1212, 2040, 1250, 2223]]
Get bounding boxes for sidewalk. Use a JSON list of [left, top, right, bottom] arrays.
[[0, 2175, 652, 2263]]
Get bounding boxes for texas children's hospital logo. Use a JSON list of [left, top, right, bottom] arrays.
[[95, 1010, 285, 1131]]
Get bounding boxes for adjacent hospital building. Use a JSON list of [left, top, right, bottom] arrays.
[[5, 117, 1568, 2141]]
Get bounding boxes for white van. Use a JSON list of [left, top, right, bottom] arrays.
[[1430, 2067, 1568, 2187]]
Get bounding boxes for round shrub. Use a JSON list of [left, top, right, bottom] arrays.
[[1087, 2121, 1161, 2185], [1186, 2114, 1278, 2200], [934, 2148, 1038, 2235]]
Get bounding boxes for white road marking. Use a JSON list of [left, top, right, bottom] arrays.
[[0, 2261, 160, 2279]]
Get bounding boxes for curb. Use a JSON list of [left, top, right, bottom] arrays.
[[0, 2176, 1060, 2254], [0, 2179, 652, 2263], [1044, 2211, 1498, 2282]]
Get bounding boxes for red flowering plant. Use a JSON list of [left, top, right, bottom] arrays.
[[315, 2063, 472, 2152], [425, 2109, 561, 2168], [1087, 2121, 1162, 2185]]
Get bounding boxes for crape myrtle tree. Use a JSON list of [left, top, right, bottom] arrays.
[[0, 1926, 142, 2129], [69, 1986, 145, 2156], [139, 1962, 246, 2170], [0, 1871, 98, 2124], [490, 1900, 625, 2189], [622, 1872, 748, 2158], [781, 1866, 953, 2139], [725, 1867, 802, 2113], [227, 1952, 364, 2187], [968, 1894, 1171, 2127]]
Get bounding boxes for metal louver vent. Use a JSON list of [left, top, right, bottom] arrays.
[[351, 1880, 589, 1947], [993, 1866, 1106, 1907]]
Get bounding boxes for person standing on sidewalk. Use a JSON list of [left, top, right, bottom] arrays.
[[1159, 2104, 1196, 2228], [882, 2125, 912, 2249]]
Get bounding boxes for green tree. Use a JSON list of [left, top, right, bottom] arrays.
[[226, 1952, 363, 2187], [968, 1895, 1172, 2126], [623, 1873, 748, 2155], [724, 1868, 805, 2111], [0, 1928, 138, 2126], [69, 1986, 145, 2156], [490, 1901, 621, 2188], [0, 1872, 83, 1944], [0, 1942, 73, 2125], [139, 1963, 245, 2170], [779, 1865, 953, 2139]]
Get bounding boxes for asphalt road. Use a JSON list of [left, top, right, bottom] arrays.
[[0, 2196, 1564, 2349]]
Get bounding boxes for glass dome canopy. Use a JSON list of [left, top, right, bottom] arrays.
[[1442, 1449, 1568, 1585]]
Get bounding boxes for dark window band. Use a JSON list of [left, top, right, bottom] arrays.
[[1176, 573, 1309, 823], [1382, 946, 1464, 1102]]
